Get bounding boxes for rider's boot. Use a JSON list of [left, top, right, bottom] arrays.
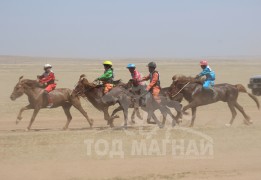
[[44, 91, 53, 108], [209, 87, 218, 99]]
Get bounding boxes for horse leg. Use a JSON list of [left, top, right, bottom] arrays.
[[151, 112, 163, 128], [165, 106, 179, 127], [176, 111, 183, 124], [131, 108, 136, 122], [111, 106, 122, 117], [146, 106, 163, 128], [182, 102, 196, 113], [182, 102, 198, 127], [16, 104, 32, 124], [190, 107, 197, 127], [234, 101, 251, 124], [145, 109, 156, 124], [27, 108, 40, 131], [72, 100, 93, 128], [121, 105, 129, 128], [226, 102, 237, 127], [62, 104, 73, 130], [135, 108, 143, 120], [103, 106, 110, 121], [109, 106, 123, 127]]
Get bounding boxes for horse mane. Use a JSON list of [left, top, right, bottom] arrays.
[[172, 74, 203, 84], [80, 75, 97, 88], [21, 79, 42, 88]]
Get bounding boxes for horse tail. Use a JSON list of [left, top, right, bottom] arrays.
[[235, 84, 260, 109]]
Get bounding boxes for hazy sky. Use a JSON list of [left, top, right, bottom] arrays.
[[0, 0, 260, 58]]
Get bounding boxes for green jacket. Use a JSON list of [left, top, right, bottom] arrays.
[[98, 68, 114, 82]]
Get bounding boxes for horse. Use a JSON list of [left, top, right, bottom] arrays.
[[120, 79, 185, 122], [169, 75, 260, 127], [10, 76, 93, 131], [73, 74, 122, 127], [102, 84, 183, 128]]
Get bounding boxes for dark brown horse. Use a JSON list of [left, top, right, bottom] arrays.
[[169, 75, 260, 127], [10, 76, 93, 131], [73, 74, 121, 127]]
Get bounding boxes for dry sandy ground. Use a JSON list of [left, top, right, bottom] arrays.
[[0, 56, 261, 180]]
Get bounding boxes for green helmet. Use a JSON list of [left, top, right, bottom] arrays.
[[147, 62, 156, 68]]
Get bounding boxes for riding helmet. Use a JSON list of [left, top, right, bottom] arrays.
[[44, 64, 52, 69], [147, 62, 156, 68], [126, 64, 136, 68], [103, 61, 113, 66], [200, 60, 208, 66]]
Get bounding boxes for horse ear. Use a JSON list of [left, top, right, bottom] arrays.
[[19, 76, 24, 81], [79, 74, 86, 80], [172, 76, 177, 82]]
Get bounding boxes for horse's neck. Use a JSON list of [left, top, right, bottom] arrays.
[[24, 87, 43, 102], [182, 83, 200, 100], [85, 87, 103, 102]]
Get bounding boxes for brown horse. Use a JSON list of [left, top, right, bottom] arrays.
[[169, 75, 260, 127], [10, 76, 93, 131], [73, 74, 121, 127]]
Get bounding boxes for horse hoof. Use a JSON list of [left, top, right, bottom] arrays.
[[114, 115, 120, 119], [225, 123, 231, 127], [25, 128, 30, 132], [17, 116, 23, 121], [110, 123, 115, 128], [89, 119, 94, 127], [243, 120, 250, 125]]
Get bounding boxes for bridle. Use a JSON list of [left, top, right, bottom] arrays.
[[170, 81, 191, 98]]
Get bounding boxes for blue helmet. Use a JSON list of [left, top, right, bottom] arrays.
[[126, 64, 136, 68]]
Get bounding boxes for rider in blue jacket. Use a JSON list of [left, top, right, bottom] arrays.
[[196, 60, 217, 99]]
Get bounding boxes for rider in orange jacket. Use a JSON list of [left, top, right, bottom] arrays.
[[38, 64, 56, 108], [141, 62, 161, 103]]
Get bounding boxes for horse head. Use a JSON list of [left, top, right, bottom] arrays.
[[10, 76, 25, 100], [170, 75, 193, 95], [10, 76, 42, 101], [74, 74, 97, 96]]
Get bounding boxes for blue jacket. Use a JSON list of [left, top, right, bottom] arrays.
[[198, 66, 215, 81]]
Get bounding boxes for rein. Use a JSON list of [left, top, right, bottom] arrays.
[[171, 82, 190, 98]]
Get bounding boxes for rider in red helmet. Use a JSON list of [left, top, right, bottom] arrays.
[[196, 60, 217, 99]]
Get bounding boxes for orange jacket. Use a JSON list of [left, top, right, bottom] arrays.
[[142, 71, 160, 91]]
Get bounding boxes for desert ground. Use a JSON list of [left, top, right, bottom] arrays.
[[0, 56, 261, 180]]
